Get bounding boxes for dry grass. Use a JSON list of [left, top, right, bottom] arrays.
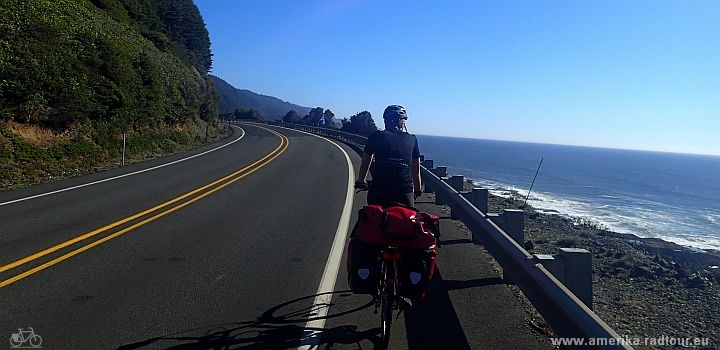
[[1, 120, 230, 190], [6, 121, 74, 147]]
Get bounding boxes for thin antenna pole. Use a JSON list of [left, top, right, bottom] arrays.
[[525, 157, 543, 206]]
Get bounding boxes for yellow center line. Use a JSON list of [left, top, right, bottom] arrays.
[[0, 126, 288, 288], [0, 128, 285, 275]]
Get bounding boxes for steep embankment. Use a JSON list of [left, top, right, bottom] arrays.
[[0, 0, 224, 189]]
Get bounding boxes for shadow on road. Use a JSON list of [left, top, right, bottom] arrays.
[[403, 268, 473, 350], [439, 238, 473, 246], [441, 276, 505, 291], [116, 290, 379, 350]]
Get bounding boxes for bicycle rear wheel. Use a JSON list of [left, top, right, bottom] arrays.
[[379, 272, 394, 349]]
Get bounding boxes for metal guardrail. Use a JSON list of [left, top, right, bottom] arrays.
[[223, 119, 369, 145], [423, 168, 631, 349], [270, 122, 370, 145], [231, 120, 633, 349]]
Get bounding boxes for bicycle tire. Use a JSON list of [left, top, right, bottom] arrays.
[[9, 338, 23, 348], [29, 335, 42, 347], [379, 268, 394, 349]]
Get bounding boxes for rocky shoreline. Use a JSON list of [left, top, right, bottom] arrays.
[[485, 193, 720, 349]]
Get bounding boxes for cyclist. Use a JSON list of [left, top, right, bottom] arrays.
[[355, 105, 422, 207]]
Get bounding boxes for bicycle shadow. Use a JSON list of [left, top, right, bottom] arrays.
[[116, 290, 380, 350], [403, 268, 475, 350]]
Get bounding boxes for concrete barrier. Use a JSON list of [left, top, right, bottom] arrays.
[[536, 248, 593, 309]]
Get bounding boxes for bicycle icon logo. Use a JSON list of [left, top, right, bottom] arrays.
[[9, 328, 42, 348]]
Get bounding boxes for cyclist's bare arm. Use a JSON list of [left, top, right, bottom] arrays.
[[358, 152, 373, 183]]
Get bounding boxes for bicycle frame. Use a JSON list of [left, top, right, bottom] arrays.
[[13, 328, 35, 342], [376, 247, 402, 349], [376, 248, 402, 306], [10, 327, 42, 348]]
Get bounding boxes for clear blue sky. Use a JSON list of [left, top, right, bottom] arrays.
[[194, 0, 720, 156]]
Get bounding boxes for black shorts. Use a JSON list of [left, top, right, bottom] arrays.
[[367, 187, 414, 208]]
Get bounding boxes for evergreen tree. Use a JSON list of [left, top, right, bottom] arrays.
[[322, 109, 336, 128], [302, 107, 324, 126], [282, 110, 301, 123], [340, 118, 350, 130], [233, 108, 263, 120], [341, 111, 377, 135]]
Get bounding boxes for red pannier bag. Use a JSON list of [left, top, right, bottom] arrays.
[[346, 238, 381, 294], [397, 248, 437, 301], [351, 205, 437, 249], [347, 205, 440, 300]]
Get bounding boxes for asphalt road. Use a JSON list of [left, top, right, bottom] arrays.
[[0, 124, 357, 349], [0, 123, 551, 349]]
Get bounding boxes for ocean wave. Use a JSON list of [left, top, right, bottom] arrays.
[[652, 234, 720, 252], [471, 180, 720, 251], [704, 212, 720, 225]]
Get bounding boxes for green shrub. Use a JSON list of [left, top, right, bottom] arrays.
[[0, 0, 216, 131]]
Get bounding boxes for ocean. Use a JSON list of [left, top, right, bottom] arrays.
[[416, 135, 720, 251]]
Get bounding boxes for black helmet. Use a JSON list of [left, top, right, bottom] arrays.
[[383, 105, 408, 122]]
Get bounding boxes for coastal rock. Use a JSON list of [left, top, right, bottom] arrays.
[[486, 193, 720, 350]]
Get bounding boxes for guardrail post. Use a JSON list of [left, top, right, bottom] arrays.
[[560, 248, 593, 309], [487, 210, 525, 246], [445, 175, 464, 219], [433, 167, 448, 205], [471, 187, 488, 213], [501, 209, 525, 246], [535, 253, 565, 282], [422, 159, 434, 169], [486, 209, 525, 283], [421, 160, 435, 194], [498, 209, 525, 283], [535, 248, 593, 309], [483, 213, 503, 251], [447, 175, 464, 191]]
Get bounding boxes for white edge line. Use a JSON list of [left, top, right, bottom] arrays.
[[0, 126, 246, 207], [271, 126, 355, 350]]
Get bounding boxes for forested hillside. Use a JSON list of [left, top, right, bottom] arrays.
[[0, 0, 224, 189]]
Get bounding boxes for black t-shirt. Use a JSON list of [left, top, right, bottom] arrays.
[[364, 130, 420, 193]]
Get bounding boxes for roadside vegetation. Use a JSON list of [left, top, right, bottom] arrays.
[[0, 0, 225, 190]]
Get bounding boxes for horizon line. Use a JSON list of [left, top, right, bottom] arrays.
[[415, 133, 720, 158]]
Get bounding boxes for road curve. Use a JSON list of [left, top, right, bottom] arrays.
[[0, 124, 358, 349], [1, 123, 552, 349]]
